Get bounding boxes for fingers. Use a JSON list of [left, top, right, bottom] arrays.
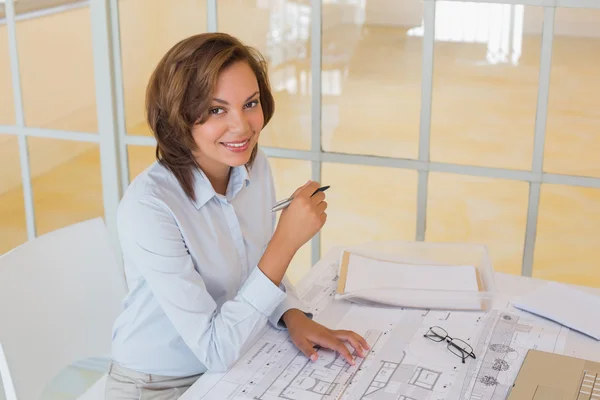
[[295, 336, 319, 362], [292, 180, 314, 197], [333, 330, 370, 358], [313, 332, 355, 366], [320, 212, 327, 224], [358, 334, 370, 351], [298, 181, 321, 198], [333, 340, 356, 366], [311, 191, 326, 204], [343, 330, 371, 351], [316, 201, 328, 214]]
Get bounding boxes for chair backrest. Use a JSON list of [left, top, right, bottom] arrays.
[[0, 217, 127, 400]]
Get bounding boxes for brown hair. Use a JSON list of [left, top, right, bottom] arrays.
[[145, 32, 275, 201]]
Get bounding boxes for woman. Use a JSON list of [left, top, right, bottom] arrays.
[[106, 32, 368, 398]]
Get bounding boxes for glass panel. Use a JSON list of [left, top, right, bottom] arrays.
[[544, 9, 600, 178], [321, 163, 418, 256], [0, 134, 27, 254], [16, 7, 97, 132], [533, 184, 600, 287], [0, 25, 16, 125], [0, 1, 79, 18], [27, 137, 103, 236], [269, 158, 312, 284], [120, 0, 208, 136], [321, 0, 422, 159], [127, 145, 157, 183], [430, 2, 541, 171], [218, 0, 311, 150], [425, 172, 529, 275]]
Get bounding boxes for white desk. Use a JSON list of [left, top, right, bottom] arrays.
[[182, 267, 600, 399]]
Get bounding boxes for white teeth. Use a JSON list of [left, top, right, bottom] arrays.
[[224, 139, 248, 148]]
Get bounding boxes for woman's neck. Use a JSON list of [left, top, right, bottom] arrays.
[[197, 160, 231, 196], [205, 167, 230, 196], [194, 153, 232, 196]]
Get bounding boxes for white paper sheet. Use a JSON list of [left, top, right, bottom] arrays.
[[512, 281, 600, 340], [344, 253, 480, 293]]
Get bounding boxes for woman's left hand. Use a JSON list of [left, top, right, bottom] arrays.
[[282, 309, 370, 365]]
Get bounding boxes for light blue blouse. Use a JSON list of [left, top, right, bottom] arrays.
[[110, 148, 306, 376]]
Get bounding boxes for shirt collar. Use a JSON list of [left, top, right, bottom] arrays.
[[191, 164, 251, 209]]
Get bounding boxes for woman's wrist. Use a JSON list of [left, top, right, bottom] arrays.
[[271, 228, 299, 256], [268, 230, 300, 264], [282, 308, 306, 326], [258, 232, 297, 286]]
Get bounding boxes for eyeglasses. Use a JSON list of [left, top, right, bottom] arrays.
[[424, 326, 476, 363]]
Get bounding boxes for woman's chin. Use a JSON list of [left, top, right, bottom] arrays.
[[220, 144, 255, 166]]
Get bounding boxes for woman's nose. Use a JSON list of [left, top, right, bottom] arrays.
[[229, 111, 249, 134]]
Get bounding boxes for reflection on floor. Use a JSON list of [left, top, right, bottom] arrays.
[[3, 15, 600, 286], [0, 364, 104, 400]]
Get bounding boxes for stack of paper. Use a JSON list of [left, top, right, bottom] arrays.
[[343, 253, 480, 293], [335, 251, 483, 310]]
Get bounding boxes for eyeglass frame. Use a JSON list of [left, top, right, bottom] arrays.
[[423, 325, 477, 363]]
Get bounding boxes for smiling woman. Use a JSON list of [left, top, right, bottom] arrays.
[[106, 32, 368, 399], [144, 34, 274, 200]]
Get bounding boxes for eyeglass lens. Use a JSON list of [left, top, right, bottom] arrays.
[[448, 338, 474, 363], [425, 326, 475, 363], [425, 326, 448, 342]]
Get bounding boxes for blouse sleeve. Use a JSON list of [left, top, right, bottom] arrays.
[[117, 196, 287, 372]]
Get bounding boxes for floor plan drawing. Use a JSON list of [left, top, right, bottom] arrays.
[[454, 309, 569, 400], [188, 251, 498, 400], [181, 249, 580, 400], [410, 367, 442, 391], [256, 330, 383, 400], [355, 353, 443, 400], [336, 308, 484, 400]]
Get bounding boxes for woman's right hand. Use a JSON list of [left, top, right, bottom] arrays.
[[258, 181, 327, 286], [274, 180, 328, 253]]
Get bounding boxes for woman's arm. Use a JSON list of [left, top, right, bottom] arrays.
[[118, 196, 294, 373], [264, 165, 317, 328]]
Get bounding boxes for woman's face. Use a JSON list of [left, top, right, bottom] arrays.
[[191, 60, 264, 177]]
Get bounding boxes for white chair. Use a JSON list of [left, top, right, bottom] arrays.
[[0, 217, 128, 400]]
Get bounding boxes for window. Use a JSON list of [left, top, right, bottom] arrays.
[[0, 0, 85, 21]]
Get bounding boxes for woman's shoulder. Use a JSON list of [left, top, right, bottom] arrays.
[[118, 161, 185, 217], [116, 162, 191, 250]]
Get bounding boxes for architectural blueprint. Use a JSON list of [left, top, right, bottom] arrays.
[[189, 250, 487, 400], [450, 307, 569, 400], [335, 307, 486, 400], [184, 248, 572, 400]]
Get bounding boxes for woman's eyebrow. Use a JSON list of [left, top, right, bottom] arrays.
[[213, 91, 259, 105]]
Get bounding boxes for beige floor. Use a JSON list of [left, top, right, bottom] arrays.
[[1, 1, 600, 287]]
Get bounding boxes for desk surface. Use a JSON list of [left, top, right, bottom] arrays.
[[183, 269, 600, 398]]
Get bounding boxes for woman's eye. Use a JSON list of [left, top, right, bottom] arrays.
[[209, 108, 224, 115], [245, 100, 259, 109]]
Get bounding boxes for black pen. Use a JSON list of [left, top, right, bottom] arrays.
[[271, 186, 330, 212]]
